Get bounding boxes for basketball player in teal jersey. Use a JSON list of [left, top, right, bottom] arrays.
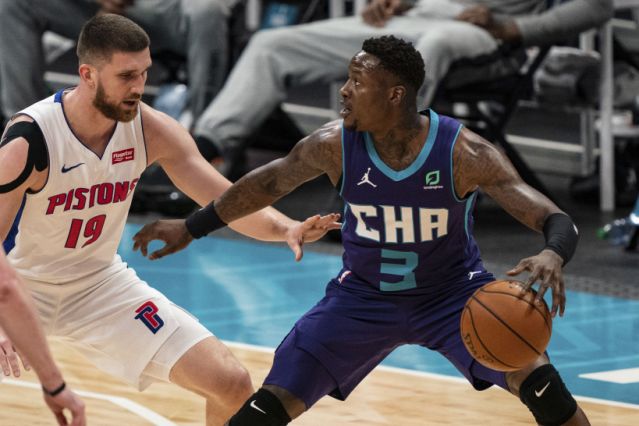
[[134, 36, 587, 426]]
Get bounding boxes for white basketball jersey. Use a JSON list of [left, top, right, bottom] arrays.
[[7, 90, 147, 283]]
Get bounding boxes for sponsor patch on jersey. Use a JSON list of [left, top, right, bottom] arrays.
[[423, 170, 444, 190], [112, 148, 135, 164]]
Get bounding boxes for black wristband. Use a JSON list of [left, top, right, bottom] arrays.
[[185, 203, 227, 239], [543, 213, 579, 265], [42, 381, 66, 397]]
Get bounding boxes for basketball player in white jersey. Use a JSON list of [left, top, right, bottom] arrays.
[[0, 14, 339, 425], [0, 247, 85, 425]]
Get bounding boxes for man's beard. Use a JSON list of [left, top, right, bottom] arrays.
[[93, 82, 138, 122]]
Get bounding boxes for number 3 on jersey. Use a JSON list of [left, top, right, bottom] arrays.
[[64, 215, 106, 248], [380, 249, 418, 291]]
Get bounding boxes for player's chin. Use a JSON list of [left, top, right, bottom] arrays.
[[342, 116, 356, 131], [118, 108, 138, 122]]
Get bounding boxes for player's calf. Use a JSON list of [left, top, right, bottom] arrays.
[[519, 364, 579, 426], [226, 388, 292, 426]]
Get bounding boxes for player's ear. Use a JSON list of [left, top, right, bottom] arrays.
[[389, 85, 405, 105], [79, 64, 96, 88]]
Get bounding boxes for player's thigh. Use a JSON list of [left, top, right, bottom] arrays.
[[55, 267, 187, 387], [265, 281, 405, 405]]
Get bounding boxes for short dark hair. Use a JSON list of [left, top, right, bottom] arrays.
[[77, 14, 150, 64], [361, 36, 425, 92]]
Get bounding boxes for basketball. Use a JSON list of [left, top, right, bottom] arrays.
[[460, 280, 552, 372]]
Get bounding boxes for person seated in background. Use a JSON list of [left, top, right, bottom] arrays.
[[0, 0, 240, 125], [191, 0, 612, 178]]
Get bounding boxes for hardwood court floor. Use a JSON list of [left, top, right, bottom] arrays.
[[0, 339, 636, 425]]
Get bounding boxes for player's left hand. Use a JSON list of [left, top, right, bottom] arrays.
[[286, 213, 341, 262], [132, 219, 194, 260], [506, 249, 565, 318]]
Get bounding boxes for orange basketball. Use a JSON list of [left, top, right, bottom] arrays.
[[460, 279, 552, 372]]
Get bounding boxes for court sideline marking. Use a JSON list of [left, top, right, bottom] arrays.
[[224, 341, 639, 412], [3, 378, 176, 426]]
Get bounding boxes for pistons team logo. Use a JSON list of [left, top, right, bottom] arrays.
[[134, 301, 164, 334]]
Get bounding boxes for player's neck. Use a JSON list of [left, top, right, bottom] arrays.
[[369, 113, 429, 170], [370, 113, 425, 149], [62, 88, 117, 155]]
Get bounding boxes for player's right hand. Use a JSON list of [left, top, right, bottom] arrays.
[[0, 327, 30, 377], [43, 387, 86, 426], [506, 249, 566, 318], [132, 219, 194, 260]]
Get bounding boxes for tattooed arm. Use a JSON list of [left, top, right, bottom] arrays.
[[132, 120, 343, 260], [216, 120, 343, 223], [453, 127, 563, 230], [453, 128, 573, 317]]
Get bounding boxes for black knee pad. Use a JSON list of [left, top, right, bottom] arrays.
[[519, 364, 577, 426], [227, 388, 292, 426]]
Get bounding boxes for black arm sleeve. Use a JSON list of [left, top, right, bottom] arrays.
[[0, 121, 48, 193], [185, 202, 228, 239], [543, 213, 579, 265]]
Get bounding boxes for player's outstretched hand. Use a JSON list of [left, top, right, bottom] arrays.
[[506, 248, 565, 318], [132, 219, 194, 260], [43, 386, 86, 426], [286, 213, 341, 262], [0, 328, 30, 378]]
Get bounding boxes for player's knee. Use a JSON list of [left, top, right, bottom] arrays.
[[519, 364, 577, 426], [219, 363, 253, 404], [196, 359, 252, 406], [226, 388, 292, 426], [233, 365, 254, 398]]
